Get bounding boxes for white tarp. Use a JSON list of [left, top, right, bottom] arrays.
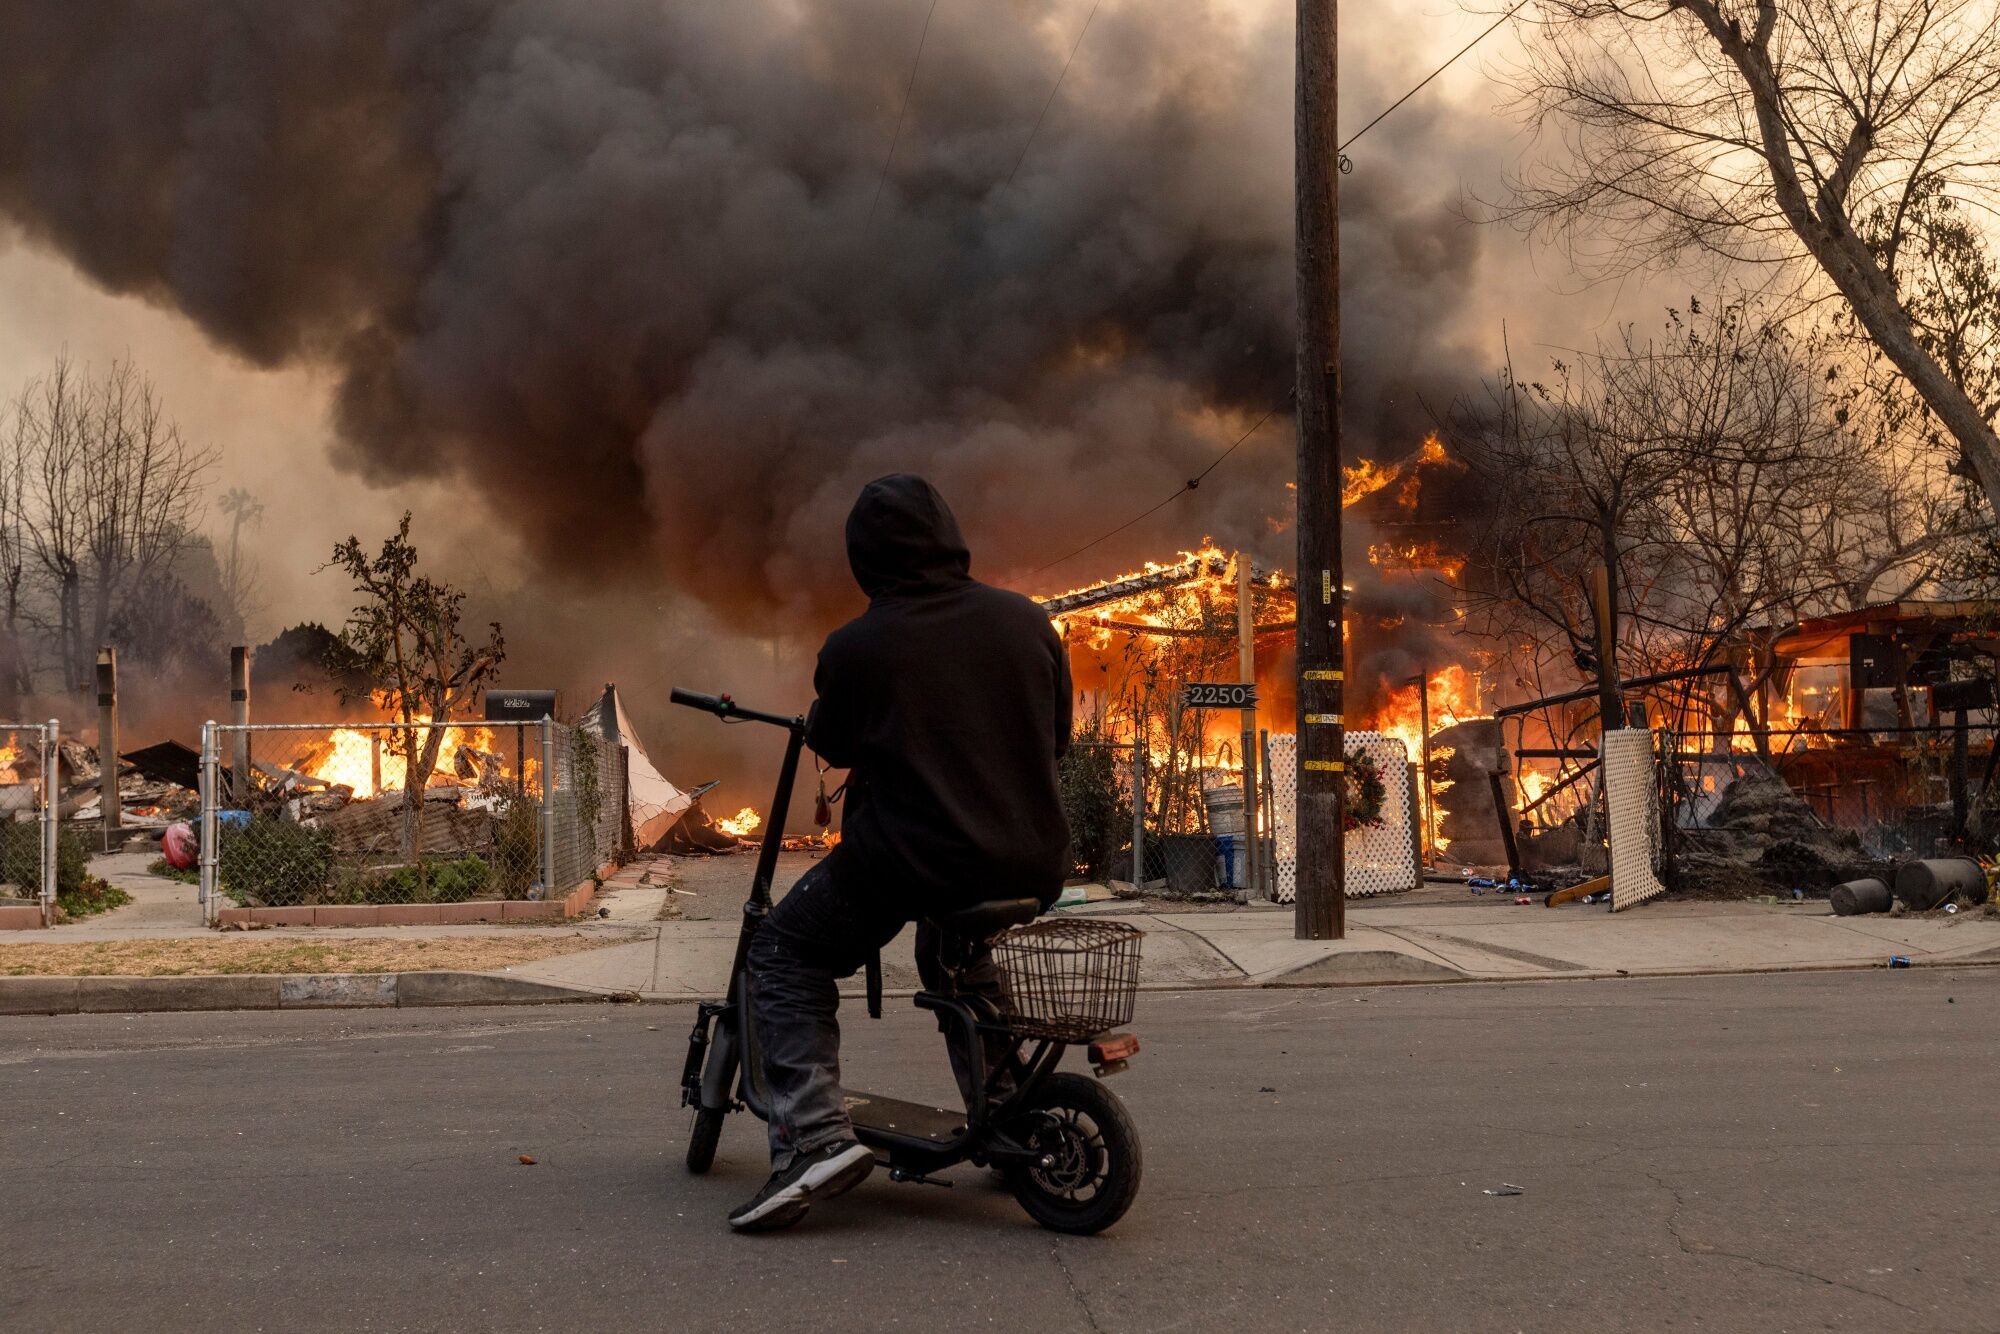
[[578, 685, 692, 850]]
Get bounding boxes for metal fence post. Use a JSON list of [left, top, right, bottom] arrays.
[[1130, 748, 1146, 891], [538, 719, 557, 899], [41, 720, 58, 924], [199, 722, 220, 926]]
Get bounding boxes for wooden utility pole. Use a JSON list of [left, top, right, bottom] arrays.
[[1293, 0, 1344, 939], [1236, 555, 1261, 899]]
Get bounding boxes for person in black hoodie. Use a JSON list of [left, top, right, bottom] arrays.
[[727, 474, 1072, 1232]]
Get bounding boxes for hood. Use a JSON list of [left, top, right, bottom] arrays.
[[845, 474, 973, 598]]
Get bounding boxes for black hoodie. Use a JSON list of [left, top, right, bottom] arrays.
[[808, 475, 1072, 911]]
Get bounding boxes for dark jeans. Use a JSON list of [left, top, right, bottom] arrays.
[[746, 852, 1016, 1170]]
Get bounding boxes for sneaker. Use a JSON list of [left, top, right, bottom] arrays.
[[727, 1140, 876, 1232]]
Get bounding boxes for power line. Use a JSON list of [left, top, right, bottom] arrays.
[[1025, 401, 1284, 580], [869, 0, 943, 226], [1007, 0, 1100, 185], [1337, 1, 1526, 158]]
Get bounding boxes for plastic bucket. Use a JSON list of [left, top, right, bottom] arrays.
[[1202, 783, 1246, 836]]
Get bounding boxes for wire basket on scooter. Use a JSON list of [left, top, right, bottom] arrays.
[[990, 919, 1143, 1042]]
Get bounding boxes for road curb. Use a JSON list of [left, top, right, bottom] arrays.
[[8, 953, 2000, 1015], [0, 970, 602, 1016]]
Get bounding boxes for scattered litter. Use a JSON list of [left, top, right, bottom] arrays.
[[1888, 956, 1912, 969], [1258, 1086, 1277, 1093], [518, 1154, 537, 1166], [671, 888, 697, 897], [1513, 896, 1531, 906], [1945, 903, 1960, 915], [597, 906, 611, 918], [1483, 1184, 1524, 1197]]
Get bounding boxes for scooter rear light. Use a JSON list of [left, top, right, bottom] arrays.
[[1088, 1032, 1139, 1075]]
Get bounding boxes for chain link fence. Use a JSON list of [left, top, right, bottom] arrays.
[[1113, 751, 1255, 899], [197, 719, 624, 923], [0, 722, 59, 924], [1659, 725, 2000, 896]]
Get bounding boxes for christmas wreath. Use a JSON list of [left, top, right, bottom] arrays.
[[1344, 747, 1387, 832]]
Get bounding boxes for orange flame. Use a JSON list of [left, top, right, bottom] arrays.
[[716, 807, 762, 838], [1367, 540, 1466, 581], [298, 721, 498, 799], [1361, 665, 1486, 853]]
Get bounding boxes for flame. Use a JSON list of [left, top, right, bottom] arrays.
[[0, 742, 21, 784], [1360, 666, 1486, 853], [1343, 458, 1400, 507], [1367, 540, 1466, 582], [716, 806, 762, 838], [295, 719, 499, 799], [781, 829, 843, 851], [1343, 433, 1453, 510]]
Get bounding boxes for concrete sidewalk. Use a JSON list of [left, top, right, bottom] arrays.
[[19, 852, 2000, 1009], [491, 855, 2000, 997]]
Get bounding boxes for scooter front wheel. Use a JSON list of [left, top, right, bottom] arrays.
[[686, 1106, 726, 1173], [1003, 1072, 1142, 1235]]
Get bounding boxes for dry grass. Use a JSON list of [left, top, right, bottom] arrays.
[[0, 931, 640, 978]]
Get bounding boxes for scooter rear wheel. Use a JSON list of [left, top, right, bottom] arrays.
[[686, 1106, 726, 1174], [1003, 1072, 1141, 1234]]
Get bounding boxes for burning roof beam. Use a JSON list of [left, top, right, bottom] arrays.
[[1038, 556, 1292, 617]]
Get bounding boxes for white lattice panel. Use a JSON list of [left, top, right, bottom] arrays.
[[1269, 732, 1418, 903], [1603, 729, 1666, 911]]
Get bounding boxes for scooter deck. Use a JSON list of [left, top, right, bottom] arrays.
[[844, 1093, 967, 1146]]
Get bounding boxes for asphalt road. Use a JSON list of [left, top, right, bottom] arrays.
[[5, 972, 1999, 1333]]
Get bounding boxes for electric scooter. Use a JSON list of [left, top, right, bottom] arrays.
[[670, 687, 1144, 1235]]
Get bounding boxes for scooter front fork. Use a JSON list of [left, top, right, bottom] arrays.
[[680, 1001, 728, 1108]]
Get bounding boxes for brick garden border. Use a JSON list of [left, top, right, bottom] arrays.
[[213, 875, 602, 928]]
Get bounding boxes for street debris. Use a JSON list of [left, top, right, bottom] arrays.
[[1483, 1184, 1524, 1196]]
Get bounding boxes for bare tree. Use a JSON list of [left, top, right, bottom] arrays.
[[1494, 0, 2000, 513], [1463, 300, 1880, 738], [14, 356, 215, 688]]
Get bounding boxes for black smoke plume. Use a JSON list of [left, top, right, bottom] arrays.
[[0, 0, 1496, 640]]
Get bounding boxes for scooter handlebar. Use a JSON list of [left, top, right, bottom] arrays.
[[669, 687, 729, 716], [670, 687, 805, 731]]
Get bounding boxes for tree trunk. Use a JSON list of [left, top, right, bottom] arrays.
[[1687, 0, 2000, 518], [1595, 524, 1623, 735]]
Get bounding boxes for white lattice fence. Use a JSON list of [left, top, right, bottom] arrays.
[[1603, 728, 1667, 911], [1268, 731, 1419, 903]]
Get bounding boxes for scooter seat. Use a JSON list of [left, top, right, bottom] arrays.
[[928, 897, 1041, 938]]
